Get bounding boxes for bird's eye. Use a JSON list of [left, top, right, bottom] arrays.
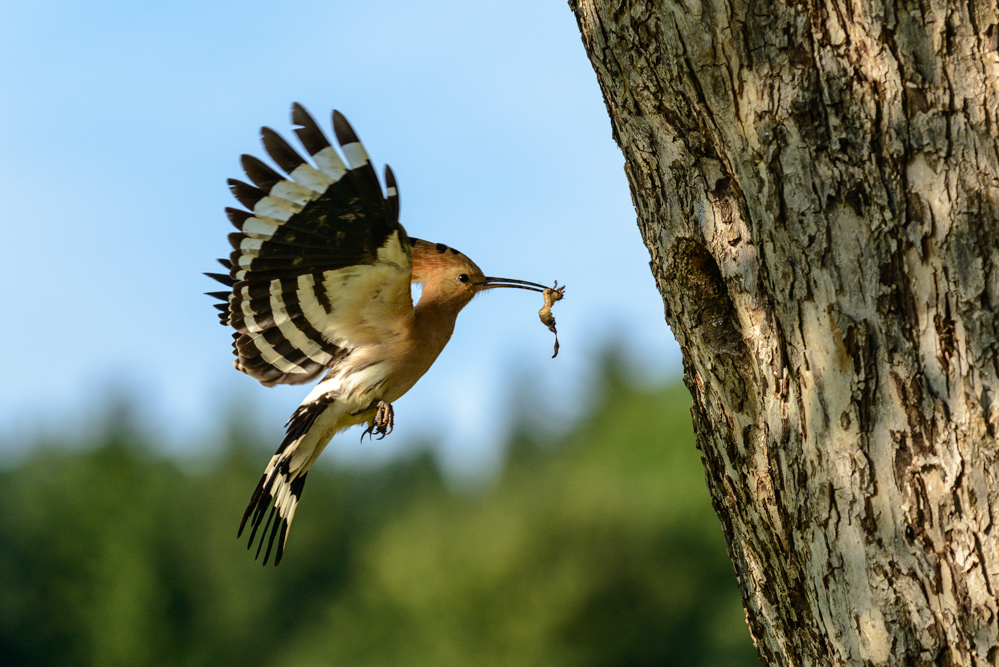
[[458, 274, 470, 283]]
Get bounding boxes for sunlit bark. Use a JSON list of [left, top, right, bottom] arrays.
[[571, 0, 999, 663]]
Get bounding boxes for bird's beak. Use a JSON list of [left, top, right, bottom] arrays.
[[475, 277, 548, 293]]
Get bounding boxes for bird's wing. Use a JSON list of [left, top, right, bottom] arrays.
[[207, 105, 413, 386]]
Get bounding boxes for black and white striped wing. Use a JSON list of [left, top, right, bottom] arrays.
[[207, 105, 412, 386]]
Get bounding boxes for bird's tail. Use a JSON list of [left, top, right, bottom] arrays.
[[238, 401, 333, 566]]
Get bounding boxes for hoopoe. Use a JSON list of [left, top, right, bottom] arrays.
[[207, 104, 558, 566]]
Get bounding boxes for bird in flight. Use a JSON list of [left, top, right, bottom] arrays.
[[207, 104, 559, 566]]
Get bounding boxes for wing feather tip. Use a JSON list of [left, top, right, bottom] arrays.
[[260, 127, 307, 174], [241, 154, 282, 191], [205, 272, 235, 287], [331, 109, 360, 147], [228, 178, 265, 210]]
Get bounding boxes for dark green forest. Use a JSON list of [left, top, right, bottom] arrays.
[[0, 361, 760, 667]]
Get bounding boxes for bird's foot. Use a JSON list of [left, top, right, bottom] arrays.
[[361, 400, 394, 442]]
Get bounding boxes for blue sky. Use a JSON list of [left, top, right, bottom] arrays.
[[0, 0, 681, 478]]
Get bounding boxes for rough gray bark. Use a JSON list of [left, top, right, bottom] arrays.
[[570, 0, 999, 664]]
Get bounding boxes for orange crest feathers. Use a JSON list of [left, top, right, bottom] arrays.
[[409, 238, 483, 284]]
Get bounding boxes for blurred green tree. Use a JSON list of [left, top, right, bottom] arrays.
[[0, 359, 759, 667]]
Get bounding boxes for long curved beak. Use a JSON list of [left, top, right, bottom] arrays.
[[475, 277, 548, 293]]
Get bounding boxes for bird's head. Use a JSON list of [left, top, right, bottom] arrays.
[[410, 238, 548, 311]]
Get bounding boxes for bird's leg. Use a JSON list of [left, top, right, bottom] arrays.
[[360, 400, 394, 442]]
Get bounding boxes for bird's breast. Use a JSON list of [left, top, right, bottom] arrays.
[[298, 333, 447, 416]]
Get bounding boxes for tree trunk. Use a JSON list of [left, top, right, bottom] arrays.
[[569, 0, 999, 664]]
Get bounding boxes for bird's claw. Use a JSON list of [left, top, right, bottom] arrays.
[[361, 400, 394, 442]]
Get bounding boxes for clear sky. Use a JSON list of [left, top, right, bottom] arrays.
[[0, 0, 681, 478]]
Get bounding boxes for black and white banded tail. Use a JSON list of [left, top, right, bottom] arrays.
[[237, 403, 325, 566]]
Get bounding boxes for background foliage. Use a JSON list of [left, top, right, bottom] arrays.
[[0, 359, 760, 667]]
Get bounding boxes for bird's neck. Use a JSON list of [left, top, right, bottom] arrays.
[[374, 291, 470, 404], [412, 296, 464, 354]]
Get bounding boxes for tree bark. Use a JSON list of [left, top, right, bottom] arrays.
[[569, 0, 999, 664]]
